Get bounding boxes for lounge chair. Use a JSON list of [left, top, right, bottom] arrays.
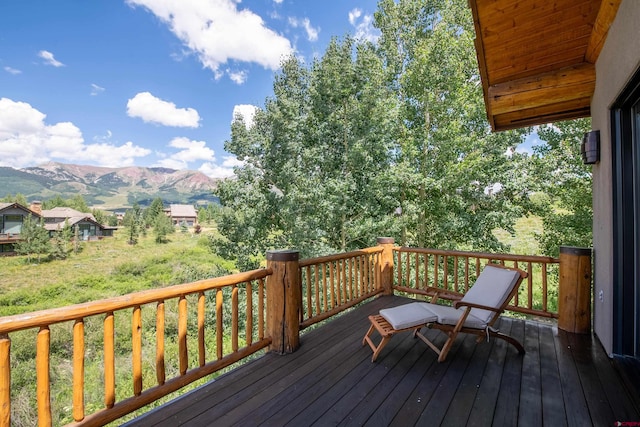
[[362, 264, 527, 362]]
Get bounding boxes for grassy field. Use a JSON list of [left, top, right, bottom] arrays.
[[493, 215, 543, 255], [0, 227, 235, 316], [0, 215, 544, 317]]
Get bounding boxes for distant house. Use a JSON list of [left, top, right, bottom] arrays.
[[165, 204, 197, 227], [40, 206, 115, 240], [0, 202, 42, 255]]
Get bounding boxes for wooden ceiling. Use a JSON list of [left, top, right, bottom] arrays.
[[469, 0, 622, 131]]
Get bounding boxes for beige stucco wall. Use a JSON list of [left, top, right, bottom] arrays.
[[591, 0, 640, 356]]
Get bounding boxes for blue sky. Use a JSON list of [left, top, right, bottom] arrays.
[[0, 0, 380, 178]]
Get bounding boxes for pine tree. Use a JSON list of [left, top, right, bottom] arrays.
[[14, 214, 51, 263], [154, 212, 173, 244], [123, 203, 143, 245]]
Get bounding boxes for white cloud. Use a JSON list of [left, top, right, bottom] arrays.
[[4, 66, 21, 75], [127, 0, 293, 81], [90, 83, 105, 96], [0, 98, 150, 168], [348, 8, 379, 43], [155, 138, 241, 177], [348, 8, 362, 26], [156, 137, 215, 169], [170, 137, 215, 161], [288, 17, 319, 42], [199, 155, 244, 179], [232, 104, 257, 128], [93, 130, 113, 143], [273, 0, 283, 4], [38, 50, 64, 67], [74, 141, 152, 167], [127, 92, 200, 128], [228, 69, 248, 85]]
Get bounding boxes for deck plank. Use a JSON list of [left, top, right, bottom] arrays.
[[124, 296, 640, 427], [566, 331, 615, 425], [555, 328, 592, 427], [362, 330, 444, 426], [517, 321, 542, 427], [440, 318, 500, 427], [466, 317, 513, 427], [538, 325, 568, 427], [491, 317, 525, 426], [414, 333, 478, 426], [388, 334, 466, 427]]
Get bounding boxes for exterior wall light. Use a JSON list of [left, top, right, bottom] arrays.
[[581, 130, 600, 164]]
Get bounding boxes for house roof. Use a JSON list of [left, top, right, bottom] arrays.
[[41, 207, 96, 221], [40, 207, 101, 231], [168, 204, 197, 218], [0, 202, 41, 218], [470, 0, 621, 131]]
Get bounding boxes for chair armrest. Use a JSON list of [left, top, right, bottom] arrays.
[[426, 287, 463, 303], [453, 300, 501, 313]]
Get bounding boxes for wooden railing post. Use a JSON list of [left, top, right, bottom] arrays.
[[266, 250, 301, 354], [558, 246, 592, 334], [0, 335, 10, 427], [377, 237, 395, 295]]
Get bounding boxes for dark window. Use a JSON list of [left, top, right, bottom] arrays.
[[3, 215, 23, 234], [611, 66, 640, 357]]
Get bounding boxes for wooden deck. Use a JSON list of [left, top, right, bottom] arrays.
[[126, 296, 640, 426]]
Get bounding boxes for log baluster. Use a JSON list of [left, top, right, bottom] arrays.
[[36, 326, 51, 426], [178, 296, 188, 375], [132, 306, 142, 396], [198, 292, 206, 367], [246, 282, 253, 346], [155, 303, 165, 386], [104, 312, 116, 406], [0, 334, 10, 427], [232, 286, 239, 352], [73, 319, 85, 421]]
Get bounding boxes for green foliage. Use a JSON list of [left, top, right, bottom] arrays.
[[154, 211, 174, 243], [214, 0, 527, 268], [1, 193, 28, 207], [42, 194, 89, 212], [123, 202, 143, 245], [374, 0, 526, 251], [197, 204, 219, 224], [215, 37, 400, 269], [13, 214, 51, 263], [527, 118, 593, 256], [145, 197, 165, 226], [107, 214, 118, 226], [49, 220, 73, 260], [91, 208, 116, 225]]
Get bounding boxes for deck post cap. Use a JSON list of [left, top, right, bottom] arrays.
[[559, 246, 592, 256], [377, 237, 395, 244], [266, 250, 300, 261]]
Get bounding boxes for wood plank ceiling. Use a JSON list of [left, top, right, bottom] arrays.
[[469, 0, 622, 131]]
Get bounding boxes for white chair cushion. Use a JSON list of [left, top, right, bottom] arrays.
[[379, 302, 437, 330], [419, 303, 487, 329], [461, 265, 521, 324]]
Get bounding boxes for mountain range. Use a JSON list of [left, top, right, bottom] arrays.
[[0, 162, 221, 209]]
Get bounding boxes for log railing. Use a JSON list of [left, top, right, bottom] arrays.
[[0, 238, 588, 426], [393, 247, 561, 318], [299, 246, 384, 329], [0, 268, 272, 427]]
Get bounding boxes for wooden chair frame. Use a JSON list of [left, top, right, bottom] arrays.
[[363, 264, 527, 362]]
